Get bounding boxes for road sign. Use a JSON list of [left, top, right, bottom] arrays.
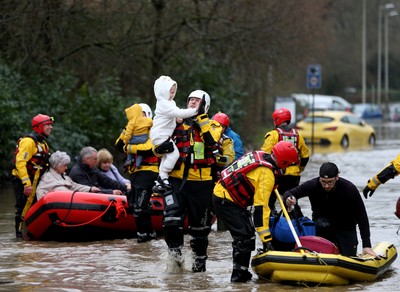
[[307, 64, 321, 89]]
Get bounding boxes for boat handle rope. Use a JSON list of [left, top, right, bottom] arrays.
[[54, 192, 126, 228], [292, 246, 319, 255], [115, 199, 127, 218]]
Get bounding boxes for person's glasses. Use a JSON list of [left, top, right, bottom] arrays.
[[319, 178, 336, 186]]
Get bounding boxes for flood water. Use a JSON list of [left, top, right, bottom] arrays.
[[1, 135, 400, 291]]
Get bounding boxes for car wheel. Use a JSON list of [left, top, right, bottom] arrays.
[[341, 135, 349, 148], [368, 134, 376, 145]]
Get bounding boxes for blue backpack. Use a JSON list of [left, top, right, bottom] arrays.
[[270, 211, 316, 243]]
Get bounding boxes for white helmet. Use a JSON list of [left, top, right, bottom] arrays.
[[139, 103, 153, 119], [187, 90, 211, 114]]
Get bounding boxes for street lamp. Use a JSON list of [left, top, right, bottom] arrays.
[[377, 3, 395, 106], [362, 0, 366, 104], [384, 9, 398, 119]]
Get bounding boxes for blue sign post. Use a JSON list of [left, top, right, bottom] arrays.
[[307, 64, 321, 89], [306, 64, 321, 156]]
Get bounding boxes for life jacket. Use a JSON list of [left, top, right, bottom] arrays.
[[172, 124, 215, 170], [13, 133, 50, 177], [276, 127, 299, 147], [139, 154, 159, 165], [220, 150, 278, 208]]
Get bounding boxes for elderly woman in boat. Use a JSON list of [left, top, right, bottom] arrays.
[[36, 150, 100, 200]]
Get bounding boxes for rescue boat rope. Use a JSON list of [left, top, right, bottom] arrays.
[[54, 191, 119, 228]]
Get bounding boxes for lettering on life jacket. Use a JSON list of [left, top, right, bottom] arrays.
[[220, 150, 277, 208], [276, 127, 299, 147]]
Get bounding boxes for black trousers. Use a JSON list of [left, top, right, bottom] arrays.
[[212, 195, 255, 270], [12, 177, 28, 234], [335, 229, 358, 256], [130, 170, 158, 235], [163, 177, 214, 257], [315, 217, 358, 256]]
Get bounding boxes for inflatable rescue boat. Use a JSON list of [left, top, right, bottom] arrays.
[[22, 190, 169, 241], [251, 236, 397, 286]]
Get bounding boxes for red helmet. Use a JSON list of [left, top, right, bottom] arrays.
[[272, 108, 291, 127], [213, 112, 230, 127], [32, 114, 54, 134], [271, 141, 299, 169]]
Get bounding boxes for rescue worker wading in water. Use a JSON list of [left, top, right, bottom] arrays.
[[212, 141, 300, 282], [12, 114, 53, 238], [160, 89, 222, 273]]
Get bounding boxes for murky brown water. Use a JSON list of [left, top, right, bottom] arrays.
[[1, 138, 400, 291]]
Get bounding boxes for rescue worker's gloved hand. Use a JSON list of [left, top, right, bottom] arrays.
[[363, 186, 375, 199], [197, 95, 206, 116], [215, 156, 227, 164], [262, 241, 274, 252], [154, 140, 174, 156], [363, 176, 381, 199]]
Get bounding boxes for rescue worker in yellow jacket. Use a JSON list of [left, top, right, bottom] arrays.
[[261, 108, 309, 213], [212, 141, 299, 282], [162, 89, 222, 273], [363, 153, 400, 199], [116, 103, 160, 243], [12, 114, 53, 237]]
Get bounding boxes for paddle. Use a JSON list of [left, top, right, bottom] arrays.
[[274, 189, 305, 255]]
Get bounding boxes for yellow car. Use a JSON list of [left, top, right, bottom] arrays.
[[296, 111, 376, 148]]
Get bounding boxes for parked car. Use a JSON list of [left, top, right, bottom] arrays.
[[389, 104, 400, 122], [295, 111, 376, 148], [353, 103, 383, 120], [292, 94, 353, 112]]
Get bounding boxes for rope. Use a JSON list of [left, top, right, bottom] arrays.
[[19, 162, 41, 231], [115, 199, 127, 219], [54, 196, 117, 228]]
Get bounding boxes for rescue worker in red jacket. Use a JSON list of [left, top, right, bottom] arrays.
[[116, 103, 160, 243], [161, 90, 222, 273], [261, 108, 309, 214], [12, 114, 53, 237], [212, 141, 299, 282]]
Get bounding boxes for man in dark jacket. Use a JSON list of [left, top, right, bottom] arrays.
[[283, 162, 376, 257], [69, 146, 127, 195]]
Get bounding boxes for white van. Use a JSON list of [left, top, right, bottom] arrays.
[[291, 93, 353, 112]]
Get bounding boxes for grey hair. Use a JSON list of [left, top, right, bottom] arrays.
[[49, 151, 71, 168], [80, 146, 97, 159]]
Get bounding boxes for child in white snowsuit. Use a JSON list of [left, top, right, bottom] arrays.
[[150, 75, 197, 192]]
